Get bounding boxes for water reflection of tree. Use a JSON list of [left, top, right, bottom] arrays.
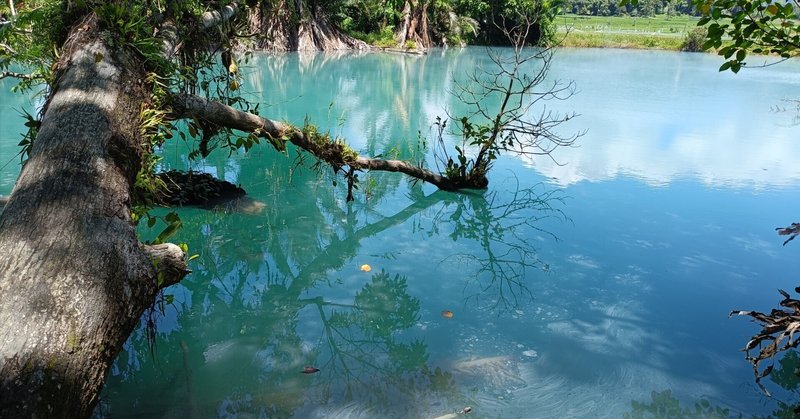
[[760, 350, 800, 418], [623, 390, 743, 418], [293, 270, 466, 418], [622, 354, 800, 418], [244, 49, 479, 162], [424, 180, 566, 310], [101, 126, 565, 417], [100, 191, 453, 415]]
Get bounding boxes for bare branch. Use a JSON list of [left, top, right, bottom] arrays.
[[439, 34, 579, 184], [777, 222, 800, 245], [0, 42, 15, 54], [160, 4, 576, 200], [0, 71, 38, 80], [169, 93, 472, 191]]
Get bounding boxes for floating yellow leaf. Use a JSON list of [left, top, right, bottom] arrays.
[[441, 310, 454, 319], [360, 264, 372, 272], [767, 4, 778, 14], [230, 79, 240, 91]]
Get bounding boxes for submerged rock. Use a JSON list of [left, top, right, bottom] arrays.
[[450, 355, 527, 390], [156, 170, 246, 208]]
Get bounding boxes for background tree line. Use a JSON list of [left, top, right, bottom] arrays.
[[334, 0, 559, 45], [239, 0, 559, 50], [563, 0, 697, 17]]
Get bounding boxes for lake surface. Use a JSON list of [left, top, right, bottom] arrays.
[[2, 47, 800, 417]]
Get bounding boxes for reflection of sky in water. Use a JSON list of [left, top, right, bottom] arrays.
[[2, 49, 800, 417], [531, 49, 800, 189], [358, 174, 795, 417]]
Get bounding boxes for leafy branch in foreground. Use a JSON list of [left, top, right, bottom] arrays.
[[691, 0, 800, 73], [657, 0, 800, 402], [620, 0, 799, 72]]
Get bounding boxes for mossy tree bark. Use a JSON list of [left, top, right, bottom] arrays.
[[0, 15, 187, 418]]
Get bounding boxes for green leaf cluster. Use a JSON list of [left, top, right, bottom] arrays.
[[0, 1, 65, 89], [692, 0, 800, 72]]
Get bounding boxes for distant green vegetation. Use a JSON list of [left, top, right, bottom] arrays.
[[559, 31, 685, 49], [557, 14, 698, 33], [562, 0, 697, 17], [556, 14, 702, 50]]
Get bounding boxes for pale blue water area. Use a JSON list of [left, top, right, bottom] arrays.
[[2, 47, 800, 417]]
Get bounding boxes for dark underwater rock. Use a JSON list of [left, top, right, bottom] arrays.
[[156, 170, 246, 208]]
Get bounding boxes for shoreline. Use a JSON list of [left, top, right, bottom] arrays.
[[556, 31, 687, 51]]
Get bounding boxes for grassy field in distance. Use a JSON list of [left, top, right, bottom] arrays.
[[556, 14, 701, 50]]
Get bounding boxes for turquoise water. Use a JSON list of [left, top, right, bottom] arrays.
[[2, 48, 800, 417]]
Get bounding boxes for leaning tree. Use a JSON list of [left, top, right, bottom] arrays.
[[0, 1, 576, 416]]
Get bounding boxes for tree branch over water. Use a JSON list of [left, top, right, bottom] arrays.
[[170, 93, 460, 190], [0, 70, 37, 80]]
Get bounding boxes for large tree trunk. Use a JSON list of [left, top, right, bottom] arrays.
[[244, 0, 367, 52], [395, 0, 432, 49], [0, 15, 186, 417]]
